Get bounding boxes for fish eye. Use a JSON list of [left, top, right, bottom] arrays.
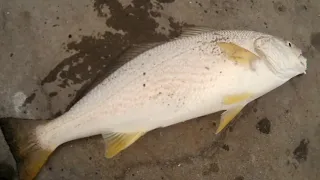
[[287, 41, 292, 47]]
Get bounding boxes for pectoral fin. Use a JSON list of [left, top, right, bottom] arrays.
[[102, 131, 146, 158], [216, 106, 244, 134], [217, 42, 259, 67]]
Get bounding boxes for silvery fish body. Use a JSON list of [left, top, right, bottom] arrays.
[[6, 28, 307, 180]]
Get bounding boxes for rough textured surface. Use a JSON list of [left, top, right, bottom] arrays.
[[0, 0, 320, 179]]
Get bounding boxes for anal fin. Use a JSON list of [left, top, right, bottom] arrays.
[[102, 131, 145, 158], [216, 106, 244, 134]]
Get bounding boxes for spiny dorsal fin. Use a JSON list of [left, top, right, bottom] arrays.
[[102, 131, 146, 158], [178, 26, 215, 38]]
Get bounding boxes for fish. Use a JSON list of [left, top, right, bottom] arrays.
[[1, 27, 307, 180]]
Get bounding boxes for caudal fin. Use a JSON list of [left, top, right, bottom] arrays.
[[0, 118, 55, 180]]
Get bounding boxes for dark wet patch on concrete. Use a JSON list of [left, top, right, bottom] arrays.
[[22, 92, 36, 107], [195, 1, 203, 7], [221, 144, 229, 151], [156, 0, 175, 3], [311, 32, 320, 51], [40, 0, 187, 114], [293, 139, 309, 163], [49, 92, 58, 97], [273, 1, 287, 13], [234, 176, 244, 180], [256, 118, 271, 134], [202, 163, 219, 175]]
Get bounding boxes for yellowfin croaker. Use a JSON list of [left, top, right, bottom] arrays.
[[4, 27, 307, 180]]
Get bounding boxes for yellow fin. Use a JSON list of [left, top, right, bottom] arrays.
[[102, 132, 145, 158], [21, 148, 53, 180], [217, 42, 259, 66], [1, 119, 56, 180], [223, 93, 253, 105], [216, 106, 244, 134]]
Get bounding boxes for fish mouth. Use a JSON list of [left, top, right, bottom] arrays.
[[297, 68, 307, 76], [298, 53, 307, 72]]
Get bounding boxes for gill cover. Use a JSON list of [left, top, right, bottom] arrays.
[[253, 36, 306, 78]]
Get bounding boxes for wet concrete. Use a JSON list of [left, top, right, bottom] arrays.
[[1, 0, 320, 179]]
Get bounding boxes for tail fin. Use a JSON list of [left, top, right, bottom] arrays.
[[0, 118, 55, 180]]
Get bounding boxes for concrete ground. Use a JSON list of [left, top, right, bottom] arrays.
[[1, 0, 320, 179]]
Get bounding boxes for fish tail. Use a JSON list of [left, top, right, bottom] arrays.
[[0, 118, 56, 180]]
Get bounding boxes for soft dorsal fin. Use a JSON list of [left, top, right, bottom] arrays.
[[102, 131, 146, 158], [177, 26, 215, 38]]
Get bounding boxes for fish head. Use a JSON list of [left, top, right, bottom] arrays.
[[254, 36, 307, 79]]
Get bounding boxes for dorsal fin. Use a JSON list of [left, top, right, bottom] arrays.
[[177, 26, 215, 38], [117, 42, 165, 63]]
